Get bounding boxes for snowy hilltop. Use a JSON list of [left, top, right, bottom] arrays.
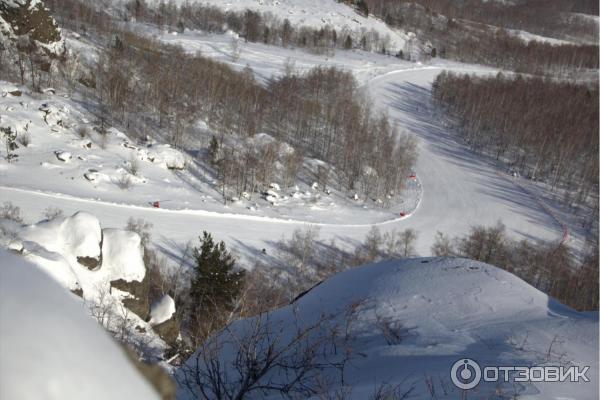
[[179, 257, 599, 399]]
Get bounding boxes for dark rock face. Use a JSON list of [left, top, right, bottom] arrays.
[[77, 255, 101, 270], [110, 274, 150, 321], [152, 317, 180, 347], [0, 0, 65, 57], [123, 346, 177, 400]]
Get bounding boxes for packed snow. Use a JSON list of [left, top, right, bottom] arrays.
[[179, 257, 599, 399], [0, 249, 160, 400]]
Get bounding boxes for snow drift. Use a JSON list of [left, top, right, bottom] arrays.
[[0, 249, 160, 400]]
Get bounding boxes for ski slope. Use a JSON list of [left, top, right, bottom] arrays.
[[0, 58, 563, 263]]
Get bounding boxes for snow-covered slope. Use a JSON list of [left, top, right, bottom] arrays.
[[148, 0, 408, 52], [180, 257, 599, 399], [0, 248, 160, 400]]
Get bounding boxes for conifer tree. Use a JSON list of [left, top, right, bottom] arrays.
[[190, 231, 245, 314]]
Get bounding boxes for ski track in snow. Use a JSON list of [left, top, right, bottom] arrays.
[[0, 53, 565, 264]]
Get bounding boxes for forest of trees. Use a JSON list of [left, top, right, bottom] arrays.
[[22, 0, 416, 203], [116, 0, 393, 54], [342, 0, 599, 75], [357, 0, 598, 40], [432, 72, 598, 216]]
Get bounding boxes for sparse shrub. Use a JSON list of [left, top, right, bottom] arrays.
[[116, 173, 133, 189], [43, 206, 63, 221], [125, 217, 153, 248], [76, 125, 90, 138], [126, 155, 140, 176], [0, 202, 24, 223]]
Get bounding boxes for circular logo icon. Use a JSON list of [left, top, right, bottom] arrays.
[[451, 358, 482, 390]]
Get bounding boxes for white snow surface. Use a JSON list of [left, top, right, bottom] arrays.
[[101, 228, 146, 283], [6, 212, 146, 294], [0, 249, 160, 400], [180, 257, 599, 399], [149, 294, 176, 326]]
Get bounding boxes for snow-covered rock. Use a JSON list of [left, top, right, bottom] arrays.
[[100, 228, 145, 283], [54, 150, 71, 162], [147, 144, 186, 170], [0, 249, 160, 400], [20, 211, 101, 260], [0, 0, 66, 58], [149, 294, 176, 326]]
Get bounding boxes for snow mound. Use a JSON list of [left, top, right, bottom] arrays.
[[149, 294, 176, 326], [181, 257, 598, 399], [100, 228, 146, 283], [21, 211, 101, 260], [147, 144, 186, 170], [0, 249, 160, 400]]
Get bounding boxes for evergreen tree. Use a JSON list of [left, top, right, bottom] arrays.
[[357, 0, 369, 17], [190, 232, 245, 314], [344, 35, 352, 50], [208, 135, 220, 165]]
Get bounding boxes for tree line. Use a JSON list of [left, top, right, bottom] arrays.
[[37, 0, 418, 202], [122, 0, 394, 54], [432, 223, 599, 311], [341, 0, 599, 75], [432, 72, 598, 217]]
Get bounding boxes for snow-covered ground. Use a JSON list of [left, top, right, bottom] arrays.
[[0, 248, 160, 400], [142, 0, 409, 52], [1, 36, 576, 264], [179, 257, 599, 399], [1, 19, 589, 261]]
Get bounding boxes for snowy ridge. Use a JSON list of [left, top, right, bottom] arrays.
[[181, 257, 599, 399]]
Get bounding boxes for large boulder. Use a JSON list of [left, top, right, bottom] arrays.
[[0, 0, 66, 58]]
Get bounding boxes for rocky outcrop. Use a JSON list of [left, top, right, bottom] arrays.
[[0, 0, 65, 58], [110, 274, 150, 321]]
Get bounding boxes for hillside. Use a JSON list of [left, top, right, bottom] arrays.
[[0, 0, 597, 398], [179, 257, 599, 399]]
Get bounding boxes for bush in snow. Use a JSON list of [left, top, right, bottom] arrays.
[[0, 202, 23, 223], [116, 173, 133, 190], [42, 206, 63, 221]]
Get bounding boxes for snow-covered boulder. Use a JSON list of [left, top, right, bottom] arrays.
[[0, 249, 160, 400], [149, 294, 176, 326], [101, 228, 145, 283], [148, 294, 179, 345], [102, 228, 150, 319], [147, 144, 186, 170], [54, 150, 71, 162], [20, 211, 102, 261]]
